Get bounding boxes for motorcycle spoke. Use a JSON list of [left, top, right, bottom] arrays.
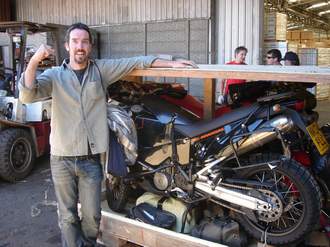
[[282, 182, 294, 199], [284, 212, 299, 223], [273, 171, 279, 192], [291, 205, 303, 216], [256, 172, 265, 183], [292, 201, 303, 207], [276, 218, 280, 228], [280, 217, 288, 228]]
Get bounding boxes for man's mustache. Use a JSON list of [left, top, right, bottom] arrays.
[[75, 50, 86, 54]]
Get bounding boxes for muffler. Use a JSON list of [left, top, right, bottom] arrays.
[[217, 115, 294, 159], [195, 181, 273, 211]]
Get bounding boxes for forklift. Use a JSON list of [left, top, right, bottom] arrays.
[[0, 21, 62, 182]]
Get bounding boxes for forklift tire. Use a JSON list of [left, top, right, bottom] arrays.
[[0, 128, 36, 182]]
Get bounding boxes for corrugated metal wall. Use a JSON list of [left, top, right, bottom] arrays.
[[16, 0, 211, 25], [216, 0, 263, 65], [94, 20, 209, 98]]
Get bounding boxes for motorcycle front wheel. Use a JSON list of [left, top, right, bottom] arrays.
[[105, 175, 129, 212], [237, 153, 321, 245]]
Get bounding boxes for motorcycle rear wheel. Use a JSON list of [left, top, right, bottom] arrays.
[[236, 153, 321, 245]]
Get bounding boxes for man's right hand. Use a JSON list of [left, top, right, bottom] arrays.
[[30, 44, 55, 64], [23, 44, 54, 89]]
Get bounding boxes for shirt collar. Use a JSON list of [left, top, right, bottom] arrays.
[[62, 59, 95, 69]]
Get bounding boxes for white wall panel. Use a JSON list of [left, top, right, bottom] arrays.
[[216, 0, 264, 65]]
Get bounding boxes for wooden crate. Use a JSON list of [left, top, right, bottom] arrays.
[[287, 31, 292, 40], [264, 12, 287, 41], [301, 31, 314, 40], [291, 31, 301, 40], [288, 41, 301, 54]]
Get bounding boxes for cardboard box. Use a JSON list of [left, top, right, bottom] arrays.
[[301, 31, 314, 40], [287, 31, 292, 40], [291, 31, 301, 40], [264, 12, 287, 41]]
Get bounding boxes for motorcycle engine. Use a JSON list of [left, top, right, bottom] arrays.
[[153, 172, 172, 190]]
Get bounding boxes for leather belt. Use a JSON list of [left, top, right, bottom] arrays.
[[59, 154, 100, 161]]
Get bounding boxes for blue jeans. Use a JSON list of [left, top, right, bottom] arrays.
[[50, 155, 103, 247]]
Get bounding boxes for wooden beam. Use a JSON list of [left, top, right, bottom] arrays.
[[128, 65, 330, 83], [203, 78, 215, 120], [123, 75, 143, 83], [99, 206, 226, 247]]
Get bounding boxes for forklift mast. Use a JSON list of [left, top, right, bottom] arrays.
[[0, 21, 61, 97]]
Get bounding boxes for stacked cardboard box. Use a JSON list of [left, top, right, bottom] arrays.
[[298, 48, 330, 99], [263, 12, 287, 64], [264, 12, 287, 41]]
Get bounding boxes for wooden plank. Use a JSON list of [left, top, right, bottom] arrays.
[[123, 75, 143, 83], [128, 65, 330, 83], [203, 78, 215, 120], [99, 206, 227, 247]]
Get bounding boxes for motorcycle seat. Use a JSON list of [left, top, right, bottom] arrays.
[[175, 104, 259, 138]]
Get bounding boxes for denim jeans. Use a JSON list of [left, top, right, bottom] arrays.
[[50, 155, 103, 247]]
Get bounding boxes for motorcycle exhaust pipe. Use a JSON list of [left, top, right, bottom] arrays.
[[195, 181, 273, 211], [217, 115, 294, 159]]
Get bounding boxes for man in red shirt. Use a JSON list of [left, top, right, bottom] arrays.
[[218, 46, 248, 104]]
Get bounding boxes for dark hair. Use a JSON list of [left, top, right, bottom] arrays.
[[234, 46, 248, 55], [267, 49, 282, 62], [64, 22, 92, 44], [283, 51, 300, 66]]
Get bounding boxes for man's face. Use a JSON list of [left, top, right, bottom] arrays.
[[235, 50, 247, 63], [284, 60, 294, 66], [65, 28, 92, 67], [266, 54, 278, 65]]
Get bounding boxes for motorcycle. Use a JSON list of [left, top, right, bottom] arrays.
[[105, 80, 327, 245]]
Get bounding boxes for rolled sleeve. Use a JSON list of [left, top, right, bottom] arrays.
[[96, 56, 157, 87], [18, 70, 53, 103]]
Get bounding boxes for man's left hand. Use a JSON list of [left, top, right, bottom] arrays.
[[171, 59, 198, 68]]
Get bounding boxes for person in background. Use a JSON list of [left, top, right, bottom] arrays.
[[218, 46, 248, 104], [19, 22, 196, 247], [283, 51, 300, 66], [266, 49, 282, 65]]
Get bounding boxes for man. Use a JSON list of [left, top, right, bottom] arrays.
[[283, 51, 300, 66], [265, 49, 282, 65], [218, 46, 248, 104], [19, 22, 196, 247]]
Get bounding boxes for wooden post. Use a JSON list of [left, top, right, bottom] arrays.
[[203, 78, 216, 120]]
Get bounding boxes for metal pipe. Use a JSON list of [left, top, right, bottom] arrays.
[[195, 181, 272, 211], [217, 115, 294, 159]]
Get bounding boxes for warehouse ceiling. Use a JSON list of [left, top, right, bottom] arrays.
[[265, 0, 330, 31]]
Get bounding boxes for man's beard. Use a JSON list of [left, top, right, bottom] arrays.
[[73, 50, 88, 64], [74, 54, 88, 64]]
